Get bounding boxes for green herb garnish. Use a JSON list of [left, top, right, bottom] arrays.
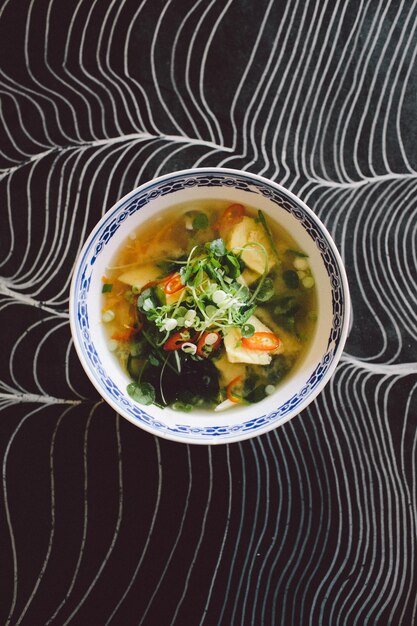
[[192, 213, 209, 230], [102, 283, 113, 293], [283, 269, 300, 289], [148, 353, 160, 367], [286, 249, 309, 258], [255, 277, 274, 302], [257, 210, 280, 263], [208, 238, 227, 257], [127, 381, 156, 405]]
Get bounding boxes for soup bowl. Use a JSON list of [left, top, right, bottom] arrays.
[[70, 168, 350, 444]]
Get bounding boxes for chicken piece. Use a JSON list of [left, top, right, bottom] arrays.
[[118, 264, 160, 288], [213, 352, 246, 387], [227, 216, 275, 275]]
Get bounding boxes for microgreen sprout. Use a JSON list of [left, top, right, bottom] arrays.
[[136, 238, 270, 342]]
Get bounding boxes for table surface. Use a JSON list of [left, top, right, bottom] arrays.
[[1, 1, 416, 625]]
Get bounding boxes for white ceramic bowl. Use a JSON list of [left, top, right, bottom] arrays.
[[70, 168, 350, 444]]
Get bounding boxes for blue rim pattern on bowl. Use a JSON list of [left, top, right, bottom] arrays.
[[72, 170, 347, 440]]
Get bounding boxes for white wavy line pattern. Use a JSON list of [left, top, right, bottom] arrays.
[[1, 0, 416, 624]]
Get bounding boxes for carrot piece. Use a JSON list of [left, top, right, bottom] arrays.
[[111, 328, 135, 342]]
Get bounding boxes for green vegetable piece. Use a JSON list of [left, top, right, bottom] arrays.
[[102, 283, 113, 293], [190, 267, 204, 287], [283, 269, 300, 289], [208, 238, 226, 257], [130, 341, 145, 357], [124, 290, 134, 303], [179, 264, 193, 285], [245, 385, 267, 403], [192, 213, 209, 230], [241, 323, 255, 338], [273, 296, 300, 316], [153, 284, 165, 305], [257, 210, 280, 263], [277, 314, 296, 334], [127, 356, 142, 380], [255, 277, 274, 302], [148, 353, 160, 367], [286, 249, 309, 258], [171, 401, 193, 412], [224, 253, 241, 278], [237, 285, 250, 302], [127, 381, 156, 405]]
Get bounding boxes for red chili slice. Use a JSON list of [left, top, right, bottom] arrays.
[[163, 329, 194, 351], [214, 203, 245, 232], [164, 273, 184, 294], [241, 332, 281, 351], [226, 375, 244, 403], [196, 331, 222, 357]]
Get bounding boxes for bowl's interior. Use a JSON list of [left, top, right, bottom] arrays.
[[71, 171, 346, 442]]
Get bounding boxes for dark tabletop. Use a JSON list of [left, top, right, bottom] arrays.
[[1, 1, 417, 625]]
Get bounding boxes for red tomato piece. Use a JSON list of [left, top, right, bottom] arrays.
[[214, 203, 245, 232], [241, 332, 281, 351]]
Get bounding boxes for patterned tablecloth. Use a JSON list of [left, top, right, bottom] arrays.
[[1, 1, 416, 624]]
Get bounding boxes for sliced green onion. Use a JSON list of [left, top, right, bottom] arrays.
[[212, 290, 227, 304], [302, 276, 315, 288], [293, 257, 309, 271], [181, 342, 197, 355], [171, 401, 193, 412], [142, 298, 154, 311], [205, 332, 219, 346], [102, 309, 115, 322], [162, 318, 177, 331], [241, 323, 255, 338], [286, 248, 308, 258], [102, 283, 113, 293], [205, 305, 218, 318]]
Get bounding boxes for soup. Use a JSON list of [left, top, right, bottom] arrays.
[[101, 200, 317, 412]]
